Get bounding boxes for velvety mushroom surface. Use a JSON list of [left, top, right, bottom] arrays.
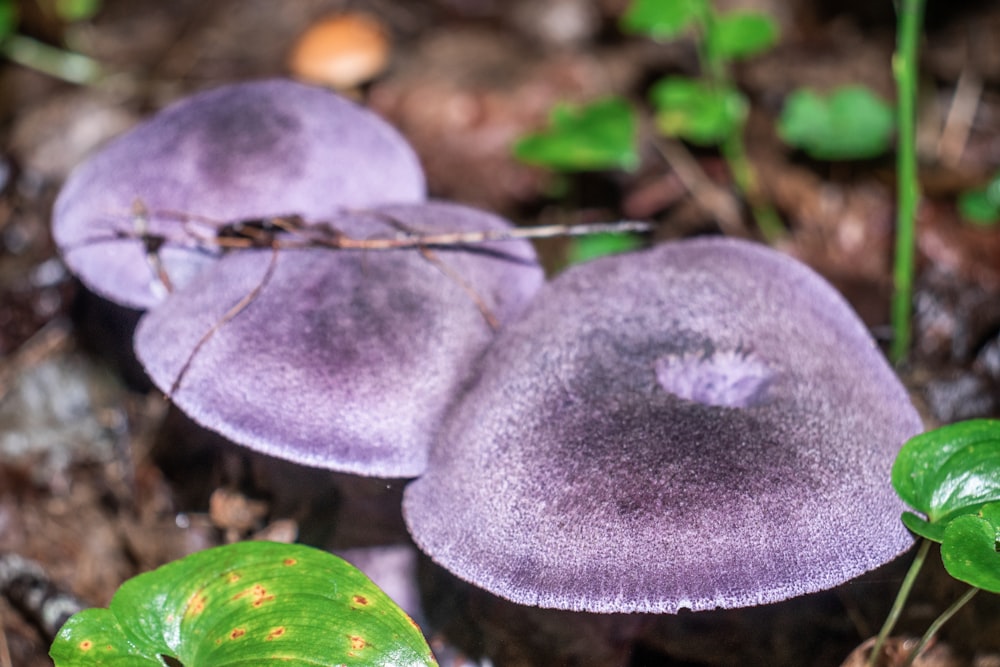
[[134, 201, 543, 477], [53, 78, 425, 310], [404, 236, 923, 613]]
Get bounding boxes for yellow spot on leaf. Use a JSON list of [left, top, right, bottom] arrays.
[[185, 592, 207, 617], [283, 558, 297, 566], [266, 626, 286, 641], [228, 572, 242, 583], [233, 583, 275, 607], [352, 594, 369, 606], [79, 640, 93, 651], [230, 628, 246, 640], [349, 635, 367, 650]]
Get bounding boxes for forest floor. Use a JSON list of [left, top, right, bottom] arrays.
[[1, 0, 1000, 665]]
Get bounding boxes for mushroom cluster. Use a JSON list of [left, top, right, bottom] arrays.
[[54, 76, 923, 661], [52, 78, 544, 477], [404, 237, 923, 614]]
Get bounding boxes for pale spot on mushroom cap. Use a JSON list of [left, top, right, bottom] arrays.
[[404, 236, 923, 613], [654, 348, 775, 408]]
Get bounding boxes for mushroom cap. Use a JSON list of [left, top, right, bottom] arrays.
[[133, 201, 544, 477], [403, 236, 923, 614], [53, 78, 425, 310]]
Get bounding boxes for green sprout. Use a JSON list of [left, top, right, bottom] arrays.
[[513, 97, 638, 173], [958, 171, 1000, 226], [0, 0, 103, 84], [513, 0, 785, 259], [867, 419, 1000, 667], [624, 0, 782, 241], [50, 541, 437, 667], [777, 85, 895, 161]]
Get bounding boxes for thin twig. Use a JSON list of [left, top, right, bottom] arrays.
[[901, 587, 979, 667], [651, 138, 747, 237], [169, 246, 280, 396], [866, 539, 931, 667], [0, 623, 11, 667], [417, 246, 500, 330], [284, 219, 656, 250], [936, 66, 982, 168], [0, 318, 72, 404]]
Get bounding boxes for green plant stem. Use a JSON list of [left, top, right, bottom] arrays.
[[0, 33, 102, 84], [890, 0, 925, 364], [720, 130, 784, 242], [866, 538, 931, 667], [695, 5, 783, 243], [901, 587, 979, 667]]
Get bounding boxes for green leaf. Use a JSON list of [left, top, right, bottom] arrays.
[[51, 541, 437, 667], [620, 0, 708, 40], [650, 76, 746, 146], [707, 12, 779, 61], [940, 501, 1000, 593], [777, 85, 895, 160], [513, 97, 639, 172], [55, 0, 101, 22], [0, 0, 18, 41], [958, 172, 1000, 226], [566, 232, 643, 266], [892, 419, 1000, 543]]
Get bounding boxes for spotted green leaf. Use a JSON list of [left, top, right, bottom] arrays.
[[940, 501, 1000, 593], [513, 97, 638, 172], [50, 541, 437, 667], [650, 76, 746, 146], [892, 419, 1000, 543]]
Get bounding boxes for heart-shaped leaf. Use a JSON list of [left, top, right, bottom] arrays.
[[0, 0, 18, 41], [892, 419, 1000, 542], [958, 171, 1000, 226], [51, 541, 437, 667], [777, 86, 894, 160], [513, 97, 638, 172], [650, 77, 746, 146], [940, 501, 1000, 593], [706, 12, 779, 61], [620, 0, 707, 40], [565, 231, 643, 266]]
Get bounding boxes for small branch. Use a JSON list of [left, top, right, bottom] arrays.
[[936, 66, 981, 168], [169, 246, 280, 395], [651, 138, 747, 237], [298, 219, 656, 251], [901, 587, 979, 667], [866, 539, 931, 667], [0, 33, 102, 85]]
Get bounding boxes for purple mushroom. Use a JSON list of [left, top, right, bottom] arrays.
[[404, 236, 923, 613], [133, 201, 544, 477], [52, 78, 425, 310]]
